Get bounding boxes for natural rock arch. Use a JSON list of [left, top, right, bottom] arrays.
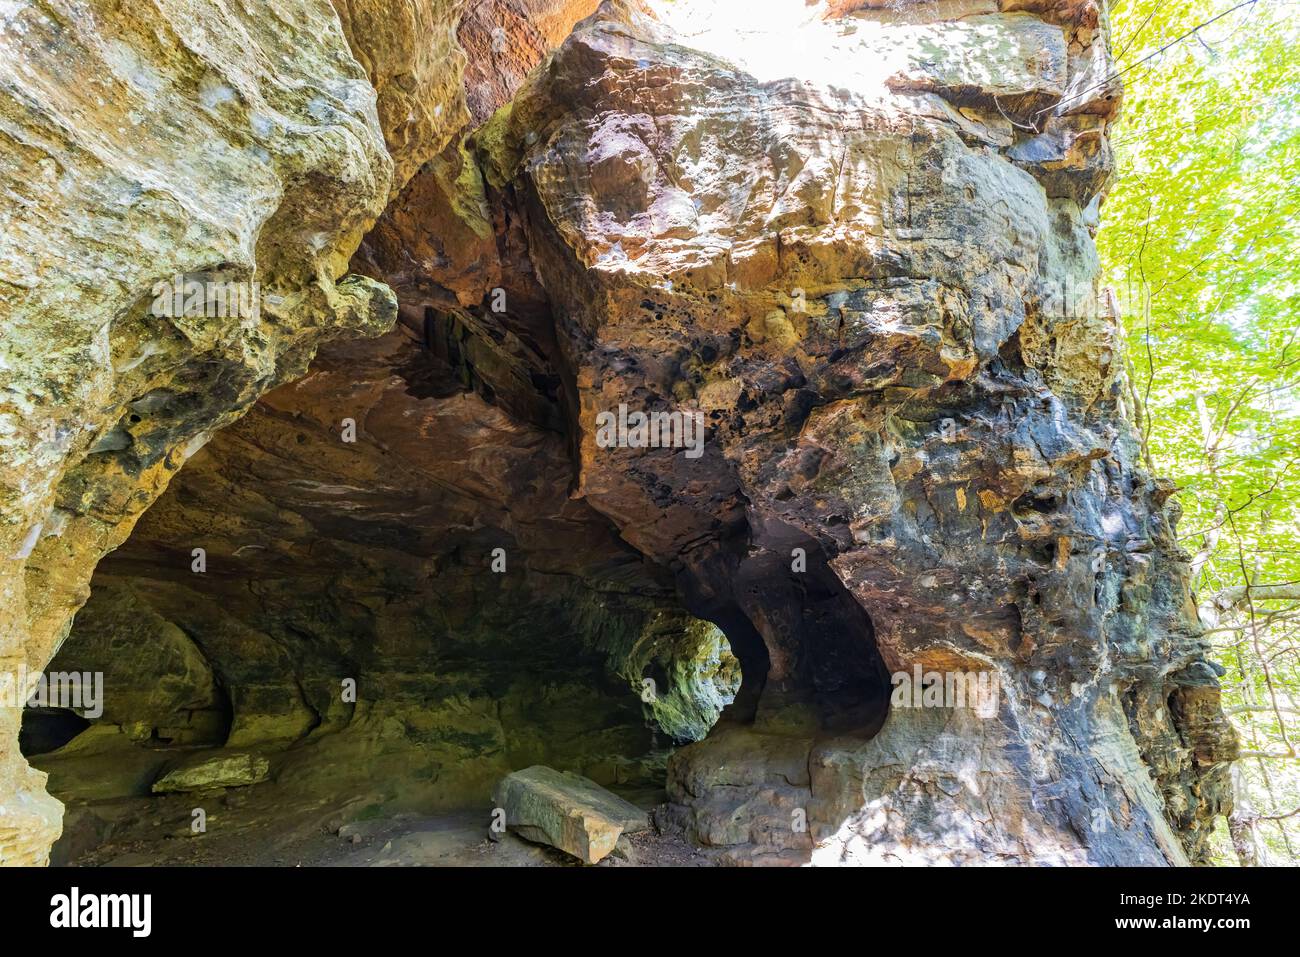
[[1, 0, 1236, 867]]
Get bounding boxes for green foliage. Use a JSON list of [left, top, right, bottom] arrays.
[[1100, 0, 1300, 864]]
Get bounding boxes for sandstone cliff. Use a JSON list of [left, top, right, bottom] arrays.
[[1, 0, 1236, 866]]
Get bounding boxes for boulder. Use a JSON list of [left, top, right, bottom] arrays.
[[491, 766, 649, 864], [152, 752, 270, 794]]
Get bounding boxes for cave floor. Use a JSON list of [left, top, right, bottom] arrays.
[[54, 787, 712, 868]]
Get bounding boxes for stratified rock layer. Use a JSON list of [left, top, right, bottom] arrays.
[[468, 0, 1235, 863], [6, 0, 1237, 868], [152, 752, 270, 794], [0, 0, 407, 865], [6, 0, 730, 866]]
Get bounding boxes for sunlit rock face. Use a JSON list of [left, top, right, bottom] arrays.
[[467, 0, 1235, 864], [6, 0, 1236, 868], [329, 0, 470, 194], [7, 0, 711, 865], [0, 0, 411, 866], [0, 0, 613, 868]]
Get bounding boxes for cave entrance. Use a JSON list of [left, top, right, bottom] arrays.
[[654, 528, 893, 864], [27, 331, 747, 867], [20, 708, 92, 757], [674, 526, 892, 741]]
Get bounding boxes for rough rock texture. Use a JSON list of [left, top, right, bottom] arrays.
[[329, 0, 469, 193], [20, 0, 722, 855], [462, 0, 1236, 864], [491, 764, 648, 863], [459, 0, 603, 127], [152, 751, 270, 794], [0, 0, 601, 866], [6, 0, 1237, 868], [0, 0, 406, 865]]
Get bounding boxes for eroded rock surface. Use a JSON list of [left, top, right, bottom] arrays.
[[0, 0, 405, 865], [0, 0, 604, 866], [465, 0, 1235, 864], [6, 0, 1236, 868]]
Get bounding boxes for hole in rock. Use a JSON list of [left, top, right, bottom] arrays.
[[684, 544, 891, 736], [20, 708, 91, 757]]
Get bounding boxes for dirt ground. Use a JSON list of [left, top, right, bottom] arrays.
[[54, 786, 714, 868]]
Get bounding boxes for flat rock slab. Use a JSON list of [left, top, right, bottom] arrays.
[[152, 752, 270, 794], [491, 765, 649, 864]]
